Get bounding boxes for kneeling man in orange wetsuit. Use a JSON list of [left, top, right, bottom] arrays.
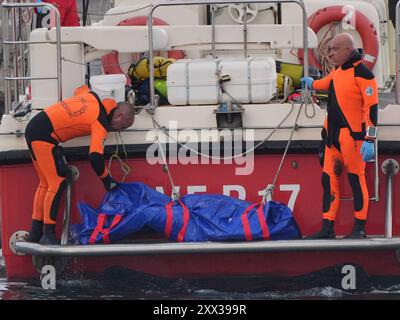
[[25, 86, 134, 244], [301, 33, 378, 239]]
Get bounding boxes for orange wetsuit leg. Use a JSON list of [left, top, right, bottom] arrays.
[[339, 129, 369, 221], [31, 159, 48, 221], [30, 141, 68, 224], [321, 144, 343, 221]]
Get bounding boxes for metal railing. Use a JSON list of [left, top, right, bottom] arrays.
[[147, 0, 309, 109], [1, 1, 62, 114], [14, 237, 400, 257], [382, 159, 399, 238]]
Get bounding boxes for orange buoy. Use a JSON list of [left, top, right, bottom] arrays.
[[298, 6, 379, 71]]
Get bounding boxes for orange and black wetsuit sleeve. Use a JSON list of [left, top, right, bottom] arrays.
[[312, 70, 335, 91], [88, 99, 112, 179], [89, 122, 109, 179], [354, 64, 378, 128]]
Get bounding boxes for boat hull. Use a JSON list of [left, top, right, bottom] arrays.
[[1, 152, 400, 279]]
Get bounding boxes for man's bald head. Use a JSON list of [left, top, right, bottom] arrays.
[[110, 102, 135, 131], [331, 33, 355, 49], [329, 33, 356, 67], [116, 102, 134, 117]]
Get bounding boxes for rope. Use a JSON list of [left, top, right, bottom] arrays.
[[61, 57, 134, 68], [107, 131, 132, 182], [150, 102, 296, 161], [151, 117, 180, 201], [303, 91, 317, 119], [149, 93, 314, 204], [261, 92, 314, 203], [215, 65, 244, 109], [316, 23, 341, 76]]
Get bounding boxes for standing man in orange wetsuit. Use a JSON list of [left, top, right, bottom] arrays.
[[25, 86, 134, 245], [301, 33, 378, 239]]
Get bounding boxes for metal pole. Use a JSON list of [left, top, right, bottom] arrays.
[[385, 162, 393, 238], [51, 4, 63, 102], [385, 161, 393, 238], [18, 9, 26, 95], [211, 5, 216, 58], [397, 0, 400, 103], [243, 4, 248, 58], [382, 159, 399, 238], [148, 9, 155, 108], [2, 7, 11, 113], [11, 6, 18, 102], [300, 0, 308, 79], [61, 179, 71, 245], [374, 139, 379, 202]]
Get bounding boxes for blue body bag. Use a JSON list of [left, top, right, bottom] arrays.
[[73, 182, 302, 244]]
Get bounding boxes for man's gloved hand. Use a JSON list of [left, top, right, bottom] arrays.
[[360, 141, 375, 162], [102, 175, 118, 191], [300, 77, 314, 90]]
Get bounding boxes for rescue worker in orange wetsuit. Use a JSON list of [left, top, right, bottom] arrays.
[[25, 86, 134, 245], [301, 33, 378, 239]]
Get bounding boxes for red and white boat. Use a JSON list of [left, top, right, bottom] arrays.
[[1, 0, 400, 280]]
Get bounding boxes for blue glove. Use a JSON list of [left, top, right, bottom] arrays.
[[360, 141, 375, 162], [300, 77, 314, 90], [36, 0, 43, 14]]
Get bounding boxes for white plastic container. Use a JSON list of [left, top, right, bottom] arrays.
[[89, 74, 127, 102], [167, 58, 277, 105]]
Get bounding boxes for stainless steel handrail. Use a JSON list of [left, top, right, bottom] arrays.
[[147, 0, 309, 109], [5, 76, 59, 81], [385, 163, 393, 238], [382, 159, 399, 238], [3, 40, 60, 45], [374, 139, 379, 202], [14, 237, 400, 257], [1, 1, 62, 113]]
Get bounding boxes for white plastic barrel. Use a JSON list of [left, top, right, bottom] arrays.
[[89, 74, 127, 102]]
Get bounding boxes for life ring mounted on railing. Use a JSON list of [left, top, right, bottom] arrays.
[[101, 16, 186, 82], [298, 5, 380, 71]]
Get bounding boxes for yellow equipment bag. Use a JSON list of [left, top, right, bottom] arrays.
[[128, 57, 176, 81], [279, 62, 303, 88]]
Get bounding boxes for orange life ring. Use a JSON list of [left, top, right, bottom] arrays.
[[101, 16, 185, 80], [298, 6, 379, 71]]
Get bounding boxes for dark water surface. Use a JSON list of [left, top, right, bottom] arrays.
[[1, 250, 400, 300]]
